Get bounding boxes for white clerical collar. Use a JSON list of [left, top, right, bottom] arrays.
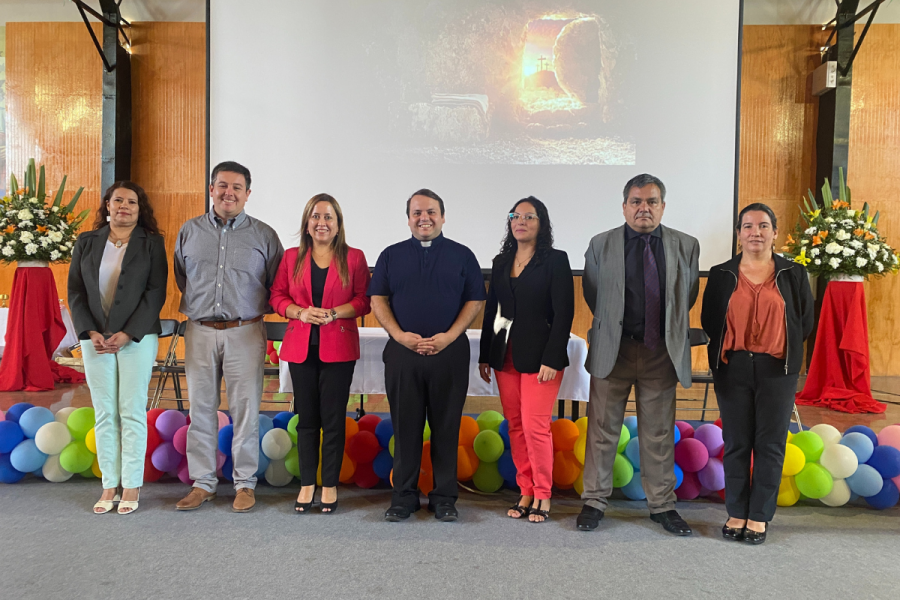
[[420, 240, 432, 248]]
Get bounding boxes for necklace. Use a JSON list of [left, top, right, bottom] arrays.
[[515, 252, 534, 268], [109, 232, 132, 248]]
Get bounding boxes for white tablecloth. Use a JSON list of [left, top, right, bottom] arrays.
[[0, 306, 79, 359], [278, 327, 591, 401]]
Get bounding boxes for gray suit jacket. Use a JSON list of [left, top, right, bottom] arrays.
[[582, 223, 700, 387]]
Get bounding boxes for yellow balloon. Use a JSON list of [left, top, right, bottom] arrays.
[[782, 443, 806, 477], [90, 455, 102, 478], [573, 471, 584, 496], [777, 476, 800, 507], [85, 428, 97, 454], [574, 435, 586, 465], [575, 417, 588, 438], [786, 430, 793, 443]]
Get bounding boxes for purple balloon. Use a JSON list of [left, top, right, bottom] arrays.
[[155, 410, 187, 442], [698, 457, 725, 491], [694, 424, 725, 456], [151, 441, 182, 472]]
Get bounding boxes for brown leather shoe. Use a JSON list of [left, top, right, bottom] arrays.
[[176, 487, 216, 511], [232, 488, 256, 513]]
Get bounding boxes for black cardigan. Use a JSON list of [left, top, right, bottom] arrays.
[[700, 253, 814, 376], [67, 225, 169, 342], [479, 249, 575, 373]]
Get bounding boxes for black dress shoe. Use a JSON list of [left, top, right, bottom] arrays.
[[721, 523, 745, 541], [650, 510, 693, 536], [576, 505, 604, 531], [428, 503, 458, 522], [742, 523, 767, 545], [384, 505, 418, 522]]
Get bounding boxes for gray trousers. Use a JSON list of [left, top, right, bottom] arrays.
[[184, 319, 266, 492], [582, 337, 678, 514]]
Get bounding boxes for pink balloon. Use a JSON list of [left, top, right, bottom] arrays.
[[176, 456, 193, 485], [217, 411, 230, 430], [675, 470, 701, 500], [892, 474, 900, 492], [694, 424, 725, 456], [675, 421, 694, 440], [877, 425, 900, 450], [216, 449, 227, 470], [173, 425, 189, 455], [674, 438, 709, 473], [697, 457, 725, 491], [0, 410, 6, 421]]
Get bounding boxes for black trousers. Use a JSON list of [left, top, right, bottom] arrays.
[[714, 351, 798, 522], [288, 345, 356, 487], [384, 334, 469, 509]]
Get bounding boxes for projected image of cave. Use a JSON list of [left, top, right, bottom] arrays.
[[377, 5, 636, 165]]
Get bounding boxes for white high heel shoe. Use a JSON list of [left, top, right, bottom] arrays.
[[94, 490, 121, 514], [118, 489, 141, 515]]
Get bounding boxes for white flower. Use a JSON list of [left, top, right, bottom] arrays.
[[1, 246, 14, 257], [876, 262, 884, 272], [58, 245, 67, 252], [24, 243, 38, 255], [18, 221, 33, 229], [850, 240, 863, 250], [883, 250, 890, 261], [835, 229, 851, 241], [831, 223, 838, 229], [51, 206, 59, 213], [39, 236, 52, 248], [856, 257, 868, 268], [810, 247, 820, 257], [814, 259, 822, 265], [19, 231, 34, 242], [29, 197, 39, 204], [801, 239, 809, 245], [7, 240, 16, 246], [893, 254, 899, 265], [825, 242, 843, 255], [49, 250, 60, 261], [825, 217, 835, 223], [66, 241, 73, 248], [829, 257, 841, 269], [17, 208, 34, 220], [48, 231, 63, 243], [841, 219, 855, 227], [804, 226, 817, 235], [35, 210, 45, 218], [842, 247, 855, 257]]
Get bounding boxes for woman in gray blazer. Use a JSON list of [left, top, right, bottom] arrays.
[[68, 182, 168, 515]]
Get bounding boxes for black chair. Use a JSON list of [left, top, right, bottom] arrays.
[[149, 320, 188, 409], [688, 328, 716, 421]]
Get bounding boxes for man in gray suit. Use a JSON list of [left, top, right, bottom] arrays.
[[578, 174, 699, 535]]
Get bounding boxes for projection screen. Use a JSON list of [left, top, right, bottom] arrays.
[[209, 0, 742, 270]]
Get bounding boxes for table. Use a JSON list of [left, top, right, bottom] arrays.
[[278, 327, 591, 401], [0, 305, 79, 359]]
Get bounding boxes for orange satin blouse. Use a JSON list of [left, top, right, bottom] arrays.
[[721, 269, 786, 363]]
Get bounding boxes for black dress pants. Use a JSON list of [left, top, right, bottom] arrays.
[[714, 351, 798, 522], [288, 344, 356, 487], [384, 334, 469, 509]]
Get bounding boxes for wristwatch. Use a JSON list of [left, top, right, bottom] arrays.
[[330, 308, 338, 321]]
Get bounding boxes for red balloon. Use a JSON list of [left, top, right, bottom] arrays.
[[675, 470, 701, 500], [147, 408, 166, 429], [146, 425, 162, 456], [346, 430, 381, 464], [143, 455, 164, 482], [357, 414, 381, 434], [354, 460, 381, 488], [674, 438, 710, 473], [714, 418, 723, 429], [716, 488, 726, 501], [675, 420, 694, 440]]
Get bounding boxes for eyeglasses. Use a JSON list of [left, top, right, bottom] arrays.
[[508, 213, 539, 223]]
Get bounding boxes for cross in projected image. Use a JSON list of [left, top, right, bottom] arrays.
[[537, 55, 548, 71]]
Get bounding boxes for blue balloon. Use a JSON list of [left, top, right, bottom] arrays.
[[10, 439, 47, 473], [673, 425, 682, 445], [221, 456, 233, 481], [32, 468, 44, 478], [372, 448, 393, 479], [255, 448, 270, 478], [498, 420, 511, 450], [0, 421, 25, 454], [258, 414, 274, 441], [273, 411, 294, 430], [623, 416, 639, 440], [866, 445, 900, 479], [846, 464, 884, 497], [674, 463, 684, 490], [621, 474, 647, 500], [865, 479, 899, 510], [374, 418, 394, 449], [5, 403, 34, 424], [0, 452, 25, 483], [497, 449, 517, 483], [625, 437, 641, 471], [218, 424, 234, 457], [18, 407, 54, 438], [841, 432, 875, 463], [844, 425, 878, 447]]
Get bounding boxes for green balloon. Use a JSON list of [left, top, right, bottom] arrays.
[[612, 453, 634, 488], [79, 467, 96, 479], [795, 463, 833, 499], [284, 447, 301, 478], [473, 430, 504, 463], [59, 441, 94, 474], [791, 431, 825, 462], [423, 421, 431, 442], [287, 415, 299, 445], [67, 407, 95, 441], [476, 410, 504, 433], [389, 435, 395, 457], [472, 460, 504, 493], [617, 425, 631, 454]]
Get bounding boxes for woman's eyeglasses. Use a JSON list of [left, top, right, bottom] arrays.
[[508, 213, 539, 223]]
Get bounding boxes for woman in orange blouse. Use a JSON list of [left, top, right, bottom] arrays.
[[701, 203, 813, 545]]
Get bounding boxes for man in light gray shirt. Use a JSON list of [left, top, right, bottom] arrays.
[[173, 161, 283, 513]]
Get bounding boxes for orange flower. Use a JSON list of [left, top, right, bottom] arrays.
[[36, 225, 48, 233], [865, 231, 876, 240], [65, 213, 75, 223], [16, 188, 25, 195], [785, 234, 796, 245], [831, 200, 849, 209], [812, 235, 822, 246], [3, 225, 14, 235], [818, 230, 829, 239], [854, 228, 865, 237]]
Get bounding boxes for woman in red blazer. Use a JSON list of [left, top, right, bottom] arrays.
[[270, 193, 371, 514]]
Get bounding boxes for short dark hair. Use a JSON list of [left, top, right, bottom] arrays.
[[737, 202, 778, 231], [210, 161, 251, 190], [406, 188, 445, 216], [623, 174, 666, 203]]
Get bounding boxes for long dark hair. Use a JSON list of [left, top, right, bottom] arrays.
[[293, 193, 350, 287], [93, 181, 162, 236], [495, 196, 554, 263]]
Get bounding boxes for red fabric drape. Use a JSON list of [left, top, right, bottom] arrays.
[[0, 265, 86, 391], [796, 281, 885, 414]]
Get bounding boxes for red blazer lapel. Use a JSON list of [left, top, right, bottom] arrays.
[[322, 255, 340, 308]]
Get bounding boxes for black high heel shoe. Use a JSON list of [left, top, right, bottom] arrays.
[[319, 487, 338, 514], [295, 485, 316, 513], [742, 523, 768, 545], [721, 523, 745, 541]]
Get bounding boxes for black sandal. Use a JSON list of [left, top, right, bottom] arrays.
[[295, 485, 315, 513], [320, 487, 338, 514], [508, 495, 531, 519], [530, 499, 550, 523]]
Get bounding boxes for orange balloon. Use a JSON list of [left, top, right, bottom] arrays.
[[339, 452, 356, 483], [552, 450, 581, 487], [458, 416, 480, 447], [389, 469, 393, 486], [551, 419, 580, 452], [344, 417, 359, 451], [418, 467, 434, 495], [457, 445, 480, 480], [421, 441, 432, 472]]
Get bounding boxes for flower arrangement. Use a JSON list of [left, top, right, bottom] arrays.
[[0, 159, 88, 264], [782, 169, 898, 279]]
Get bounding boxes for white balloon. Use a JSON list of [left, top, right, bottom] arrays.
[[821, 478, 851, 507], [34, 421, 73, 456], [265, 458, 294, 487], [819, 443, 859, 479], [261, 428, 292, 461], [54, 407, 77, 424], [810, 424, 842, 447], [42, 454, 74, 483]]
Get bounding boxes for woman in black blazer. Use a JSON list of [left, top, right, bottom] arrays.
[[479, 196, 574, 522], [68, 182, 168, 515]]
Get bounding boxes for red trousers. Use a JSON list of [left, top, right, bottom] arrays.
[[495, 346, 564, 500]]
